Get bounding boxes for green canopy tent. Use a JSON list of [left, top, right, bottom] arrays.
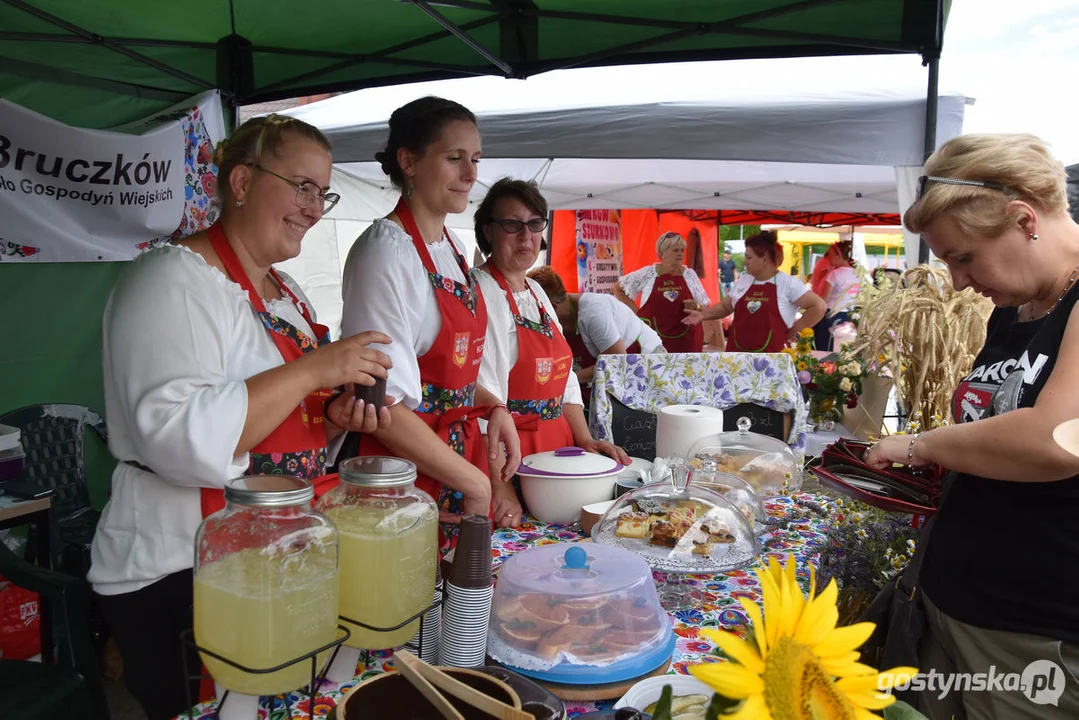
[[0, 0, 950, 504]]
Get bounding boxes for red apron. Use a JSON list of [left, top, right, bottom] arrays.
[[637, 270, 704, 353], [357, 199, 490, 550], [485, 265, 575, 458], [728, 279, 789, 353], [564, 296, 641, 408], [201, 223, 338, 517]]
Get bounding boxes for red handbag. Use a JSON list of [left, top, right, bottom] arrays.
[[810, 438, 943, 518]]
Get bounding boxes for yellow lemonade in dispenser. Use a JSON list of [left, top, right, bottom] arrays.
[[327, 502, 437, 649], [194, 546, 339, 696]]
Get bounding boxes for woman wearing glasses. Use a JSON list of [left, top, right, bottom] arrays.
[[865, 134, 1079, 718], [471, 180, 629, 526], [613, 230, 713, 353], [339, 97, 521, 549], [87, 114, 392, 720]]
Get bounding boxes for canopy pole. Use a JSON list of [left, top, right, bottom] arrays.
[[918, 0, 945, 265]]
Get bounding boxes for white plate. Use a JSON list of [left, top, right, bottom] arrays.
[[613, 673, 715, 711]]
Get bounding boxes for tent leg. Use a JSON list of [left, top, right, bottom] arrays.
[[918, 0, 944, 266]]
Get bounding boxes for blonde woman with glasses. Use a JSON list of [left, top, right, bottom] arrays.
[[613, 230, 713, 353], [865, 134, 1079, 719], [88, 115, 392, 719]]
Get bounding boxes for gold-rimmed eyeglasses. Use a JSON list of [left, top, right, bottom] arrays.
[[248, 163, 340, 215]]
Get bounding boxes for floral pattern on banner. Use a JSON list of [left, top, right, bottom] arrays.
[[141, 106, 221, 252], [175, 494, 830, 720], [0, 240, 40, 259], [508, 396, 563, 420], [589, 352, 810, 454]]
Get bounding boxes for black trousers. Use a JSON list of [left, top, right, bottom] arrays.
[[96, 569, 201, 720]]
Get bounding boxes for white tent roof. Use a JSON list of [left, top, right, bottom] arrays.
[[276, 65, 970, 338]]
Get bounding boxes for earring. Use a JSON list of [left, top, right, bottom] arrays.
[[235, 199, 245, 207], [406, 184, 414, 200], [1030, 232, 1039, 241]]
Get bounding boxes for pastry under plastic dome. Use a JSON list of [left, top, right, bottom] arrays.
[[686, 416, 802, 496]]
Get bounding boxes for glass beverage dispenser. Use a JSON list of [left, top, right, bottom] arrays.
[[316, 457, 438, 649], [193, 475, 340, 696]]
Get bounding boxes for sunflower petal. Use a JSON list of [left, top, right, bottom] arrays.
[[808, 562, 818, 600], [835, 674, 898, 709], [700, 628, 765, 674], [819, 651, 865, 677], [738, 597, 768, 657], [793, 579, 840, 646], [689, 660, 764, 699], [813, 622, 876, 658], [726, 693, 772, 720]]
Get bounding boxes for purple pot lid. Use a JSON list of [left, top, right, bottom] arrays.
[[519, 446, 624, 478]]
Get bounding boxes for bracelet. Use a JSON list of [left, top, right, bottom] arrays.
[[488, 402, 508, 419], [907, 433, 920, 468]]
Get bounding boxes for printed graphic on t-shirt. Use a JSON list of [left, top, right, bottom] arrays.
[[952, 350, 1049, 423]]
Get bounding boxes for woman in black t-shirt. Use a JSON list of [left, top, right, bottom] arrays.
[[866, 133, 1079, 719]]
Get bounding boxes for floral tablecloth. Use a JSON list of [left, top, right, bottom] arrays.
[[177, 494, 830, 720], [589, 352, 810, 454]]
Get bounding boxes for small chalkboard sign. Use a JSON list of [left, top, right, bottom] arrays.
[[722, 403, 790, 442], [608, 396, 657, 461]]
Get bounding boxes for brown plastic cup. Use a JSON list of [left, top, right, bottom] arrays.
[[449, 514, 493, 589], [354, 376, 387, 414]]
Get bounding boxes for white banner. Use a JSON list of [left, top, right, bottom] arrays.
[[0, 90, 225, 262]]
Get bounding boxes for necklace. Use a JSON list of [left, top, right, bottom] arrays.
[[1024, 264, 1079, 321]]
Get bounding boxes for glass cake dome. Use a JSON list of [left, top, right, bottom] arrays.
[[685, 416, 802, 496], [590, 480, 759, 574], [685, 463, 768, 537], [487, 544, 675, 685]]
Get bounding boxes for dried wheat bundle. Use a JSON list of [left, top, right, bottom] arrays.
[[848, 265, 994, 425]]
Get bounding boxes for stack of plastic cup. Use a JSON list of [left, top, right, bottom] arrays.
[[407, 560, 443, 665], [437, 515, 493, 668]]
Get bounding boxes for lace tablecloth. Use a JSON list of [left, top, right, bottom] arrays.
[[177, 494, 830, 719], [589, 352, 810, 454]]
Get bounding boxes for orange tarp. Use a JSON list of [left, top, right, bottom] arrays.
[[550, 209, 720, 304]]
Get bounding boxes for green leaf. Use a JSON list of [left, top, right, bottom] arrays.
[[706, 692, 742, 719], [651, 684, 674, 720], [882, 700, 929, 719]]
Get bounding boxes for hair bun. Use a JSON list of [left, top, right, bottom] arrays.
[[212, 139, 228, 167]]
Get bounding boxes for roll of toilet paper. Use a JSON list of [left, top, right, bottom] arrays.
[[656, 404, 724, 460]]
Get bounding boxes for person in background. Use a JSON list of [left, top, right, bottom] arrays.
[[865, 133, 1079, 718], [339, 96, 521, 549], [719, 249, 738, 298], [471, 179, 629, 524], [527, 266, 664, 401], [810, 240, 860, 351], [88, 115, 393, 720], [683, 230, 826, 352], [613, 231, 712, 353]]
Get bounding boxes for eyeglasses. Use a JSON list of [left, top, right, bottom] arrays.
[[248, 163, 340, 215], [491, 217, 549, 234], [916, 175, 1011, 200]]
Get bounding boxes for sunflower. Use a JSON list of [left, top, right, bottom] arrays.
[[689, 554, 917, 720]]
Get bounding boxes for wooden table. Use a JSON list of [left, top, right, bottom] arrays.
[[0, 493, 54, 663]]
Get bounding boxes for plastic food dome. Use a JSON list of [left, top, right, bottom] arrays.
[[685, 464, 769, 537], [686, 416, 802, 496], [591, 481, 759, 574], [487, 544, 674, 685]]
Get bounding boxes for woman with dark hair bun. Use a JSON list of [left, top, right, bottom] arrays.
[[810, 239, 860, 351], [684, 230, 826, 352], [339, 96, 522, 549]]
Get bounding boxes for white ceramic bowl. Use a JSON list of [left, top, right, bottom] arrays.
[[613, 673, 715, 712], [518, 447, 623, 525]]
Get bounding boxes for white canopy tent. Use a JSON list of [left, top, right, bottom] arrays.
[[275, 67, 969, 338]]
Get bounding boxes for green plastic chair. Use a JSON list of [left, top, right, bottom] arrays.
[[0, 541, 108, 720]]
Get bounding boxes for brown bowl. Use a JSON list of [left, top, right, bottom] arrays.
[[338, 666, 522, 720]]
